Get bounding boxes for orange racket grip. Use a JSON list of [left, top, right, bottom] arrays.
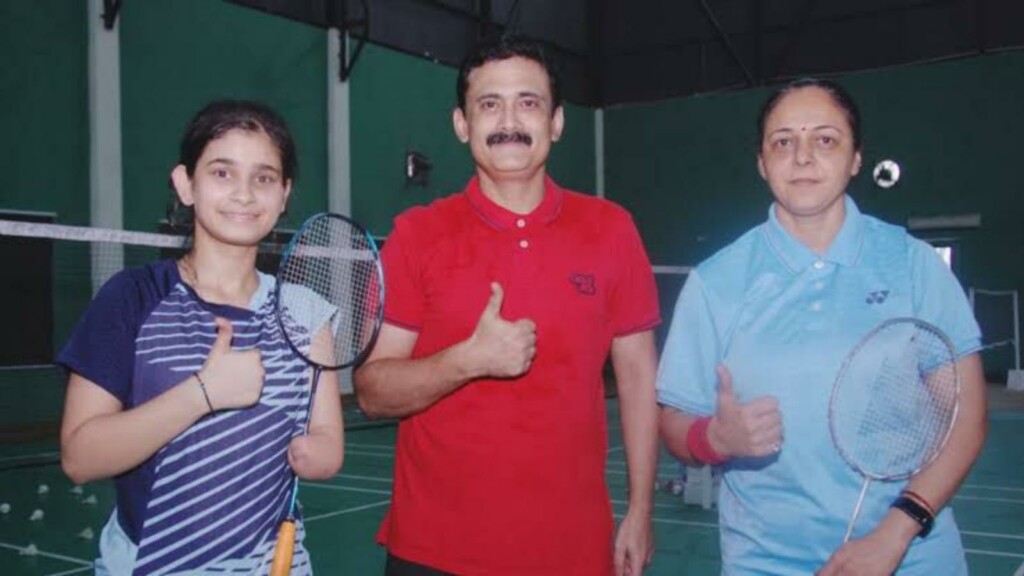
[[269, 519, 296, 576]]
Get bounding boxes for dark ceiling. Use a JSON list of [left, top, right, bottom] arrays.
[[226, 0, 1024, 107]]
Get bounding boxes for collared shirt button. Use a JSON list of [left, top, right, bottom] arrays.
[[519, 239, 529, 249], [813, 260, 825, 270], [516, 218, 526, 228], [811, 301, 822, 312], [814, 281, 824, 290]]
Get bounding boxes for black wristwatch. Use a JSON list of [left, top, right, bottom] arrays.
[[891, 495, 935, 538]]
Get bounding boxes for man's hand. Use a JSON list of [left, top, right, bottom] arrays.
[[465, 282, 537, 378]]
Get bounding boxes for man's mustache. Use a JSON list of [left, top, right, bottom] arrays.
[[486, 131, 532, 146]]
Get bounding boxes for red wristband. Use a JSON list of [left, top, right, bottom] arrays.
[[687, 416, 728, 466]]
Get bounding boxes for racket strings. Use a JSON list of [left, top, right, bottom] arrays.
[[277, 216, 382, 368], [832, 322, 959, 480]]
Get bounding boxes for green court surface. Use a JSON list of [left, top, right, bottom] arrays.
[[1, 394, 1022, 575]]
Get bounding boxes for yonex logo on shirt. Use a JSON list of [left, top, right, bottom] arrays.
[[569, 273, 596, 295], [865, 289, 890, 304]]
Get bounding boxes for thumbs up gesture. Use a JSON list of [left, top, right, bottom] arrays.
[[708, 364, 783, 458], [196, 317, 266, 410], [466, 283, 537, 379]]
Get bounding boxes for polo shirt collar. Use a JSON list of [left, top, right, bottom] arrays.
[[764, 194, 865, 273], [466, 174, 564, 230]]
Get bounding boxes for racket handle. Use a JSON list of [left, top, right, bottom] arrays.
[[269, 519, 296, 576], [844, 478, 872, 542]]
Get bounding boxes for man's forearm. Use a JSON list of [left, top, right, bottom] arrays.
[[612, 331, 660, 512], [619, 384, 659, 511], [354, 340, 479, 419]]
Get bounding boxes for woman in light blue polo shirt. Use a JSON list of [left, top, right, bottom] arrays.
[[656, 78, 987, 575]]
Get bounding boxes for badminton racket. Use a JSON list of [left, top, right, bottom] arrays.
[[828, 317, 960, 543], [269, 212, 384, 575]]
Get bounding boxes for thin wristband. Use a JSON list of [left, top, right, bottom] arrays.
[[900, 489, 936, 517], [687, 416, 728, 466], [193, 372, 215, 414]]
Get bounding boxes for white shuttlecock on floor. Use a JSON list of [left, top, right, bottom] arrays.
[[82, 494, 98, 505], [69, 485, 84, 495], [37, 483, 50, 495], [29, 509, 44, 521], [0, 502, 10, 514], [77, 527, 95, 540], [19, 543, 38, 556]]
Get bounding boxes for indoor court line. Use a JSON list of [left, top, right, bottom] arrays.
[[300, 482, 391, 496], [0, 542, 91, 566], [961, 483, 1024, 492], [345, 449, 394, 459], [954, 494, 1024, 504], [43, 566, 92, 576], [345, 442, 394, 451], [0, 451, 59, 465], [333, 473, 392, 483], [961, 529, 1024, 541], [607, 445, 624, 453], [304, 499, 390, 523], [962, 548, 1024, 559]]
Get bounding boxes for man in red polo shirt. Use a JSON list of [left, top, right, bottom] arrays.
[[354, 34, 660, 576]]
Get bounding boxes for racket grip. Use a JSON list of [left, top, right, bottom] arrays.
[[269, 519, 296, 576]]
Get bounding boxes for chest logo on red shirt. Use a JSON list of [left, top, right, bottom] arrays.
[[569, 273, 597, 296]]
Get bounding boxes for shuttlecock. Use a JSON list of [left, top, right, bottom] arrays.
[[29, 509, 44, 521], [82, 494, 98, 505], [19, 543, 38, 556], [668, 479, 685, 496], [0, 503, 10, 514], [37, 484, 49, 495], [69, 485, 84, 495], [77, 527, 95, 540]]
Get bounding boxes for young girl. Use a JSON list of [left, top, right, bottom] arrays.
[[59, 100, 344, 575]]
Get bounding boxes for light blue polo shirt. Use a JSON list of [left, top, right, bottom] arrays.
[[657, 196, 981, 575]]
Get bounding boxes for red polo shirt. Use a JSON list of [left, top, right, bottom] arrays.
[[377, 176, 659, 575]]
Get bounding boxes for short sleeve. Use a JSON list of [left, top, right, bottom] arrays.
[[909, 239, 982, 357], [56, 269, 151, 405], [607, 209, 660, 336], [277, 282, 340, 354], [380, 213, 425, 331], [656, 270, 719, 416]]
